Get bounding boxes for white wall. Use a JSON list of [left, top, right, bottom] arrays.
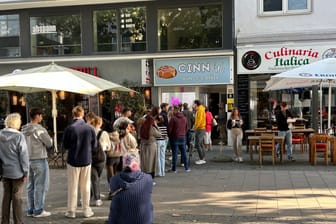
[[235, 0, 336, 44]]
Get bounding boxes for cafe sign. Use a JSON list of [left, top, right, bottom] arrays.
[[154, 56, 233, 86], [237, 43, 336, 74]]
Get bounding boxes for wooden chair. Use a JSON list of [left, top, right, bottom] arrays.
[[310, 134, 329, 165], [259, 135, 276, 166], [254, 127, 267, 136], [292, 133, 306, 153]]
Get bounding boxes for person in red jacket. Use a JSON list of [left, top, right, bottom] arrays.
[[167, 105, 190, 172], [205, 107, 214, 151]]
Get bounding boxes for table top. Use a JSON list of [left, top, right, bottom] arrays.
[[248, 135, 285, 141], [245, 128, 315, 135]]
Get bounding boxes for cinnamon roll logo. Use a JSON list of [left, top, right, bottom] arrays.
[[156, 65, 177, 79]]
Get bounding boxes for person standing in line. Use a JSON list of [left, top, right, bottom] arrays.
[[226, 107, 244, 162], [205, 107, 214, 151], [182, 103, 194, 151], [139, 113, 162, 185], [85, 112, 96, 125], [159, 103, 169, 128], [107, 152, 153, 224], [90, 115, 111, 207], [22, 108, 53, 218], [113, 108, 133, 129], [275, 102, 296, 161], [155, 115, 167, 177], [119, 120, 138, 154], [193, 100, 207, 165], [62, 106, 96, 218], [106, 128, 122, 200], [167, 105, 190, 172], [216, 103, 227, 145], [0, 113, 29, 224]]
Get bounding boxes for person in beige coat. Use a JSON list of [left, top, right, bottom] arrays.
[[139, 114, 161, 185]]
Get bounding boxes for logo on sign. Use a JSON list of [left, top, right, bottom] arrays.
[[242, 51, 261, 70]]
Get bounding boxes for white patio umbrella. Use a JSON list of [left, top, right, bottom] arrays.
[[264, 58, 336, 132], [0, 62, 134, 151]]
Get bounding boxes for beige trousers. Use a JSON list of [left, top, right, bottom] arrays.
[[67, 164, 92, 213]]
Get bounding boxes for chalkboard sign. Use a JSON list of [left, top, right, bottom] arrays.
[[237, 74, 249, 130]]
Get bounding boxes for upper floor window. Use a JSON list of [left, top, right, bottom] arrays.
[[93, 7, 146, 53], [158, 5, 222, 51], [30, 14, 81, 56], [0, 14, 20, 57], [93, 9, 118, 52], [260, 0, 311, 16]]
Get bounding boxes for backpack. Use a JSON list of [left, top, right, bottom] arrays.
[[92, 130, 106, 164]]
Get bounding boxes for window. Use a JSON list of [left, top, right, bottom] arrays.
[[260, 0, 311, 15], [30, 14, 81, 56], [120, 7, 146, 52], [93, 7, 146, 53], [93, 9, 118, 52], [158, 5, 222, 50], [0, 14, 20, 57]]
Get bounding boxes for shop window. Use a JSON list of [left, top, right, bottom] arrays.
[[0, 14, 20, 57], [259, 0, 311, 16], [93, 7, 146, 53], [93, 9, 118, 52], [158, 5, 222, 50], [120, 7, 147, 52], [30, 14, 81, 56]]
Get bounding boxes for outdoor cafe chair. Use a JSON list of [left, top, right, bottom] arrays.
[[254, 127, 267, 136], [259, 135, 276, 166], [292, 132, 306, 153], [310, 133, 329, 166]]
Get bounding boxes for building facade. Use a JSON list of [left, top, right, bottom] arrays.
[[0, 0, 234, 130], [235, 0, 336, 131]]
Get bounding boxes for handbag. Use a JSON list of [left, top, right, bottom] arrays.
[[212, 118, 218, 127]]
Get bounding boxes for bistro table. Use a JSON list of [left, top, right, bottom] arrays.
[[245, 128, 315, 136], [245, 128, 315, 152], [247, 135, 285, 162]]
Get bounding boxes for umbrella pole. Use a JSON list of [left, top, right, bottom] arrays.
[[320, 84, 323, 133], [51, 90, 58, 152], [328, 81, 331, 130]]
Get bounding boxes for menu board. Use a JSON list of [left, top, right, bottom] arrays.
[[237, 74, 250, 130]]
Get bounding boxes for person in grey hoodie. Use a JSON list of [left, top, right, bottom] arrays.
[[0, 113, 29, 224], [22, 108, 53, 218]]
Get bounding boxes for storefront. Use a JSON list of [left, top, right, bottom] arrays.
[[153, 55, 233, 111], [237, 42, 336, 131], [0, 0, 234, 130]]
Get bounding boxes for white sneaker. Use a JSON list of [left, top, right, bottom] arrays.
[[83, 210, 94, 218], [195, 159, 206, 165], [33, 210, 51, 218], [95, 199, 103, 207], [65, 211, 76, 219], [238, 157, 244, 163]]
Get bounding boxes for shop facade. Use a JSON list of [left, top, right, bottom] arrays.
[[237, 42, 336, 131], [0, 0, 234, 128]]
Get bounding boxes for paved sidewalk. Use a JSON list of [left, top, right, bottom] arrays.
[[2, 144, 336, 223]]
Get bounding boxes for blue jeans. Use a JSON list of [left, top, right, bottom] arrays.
[[276, 130, 293, 158], [171, 137, 189, 171], [156, 139, 167, 176], [26, 159, 49, 215]]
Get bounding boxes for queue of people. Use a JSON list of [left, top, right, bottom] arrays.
[[0, 99, 221, 223]]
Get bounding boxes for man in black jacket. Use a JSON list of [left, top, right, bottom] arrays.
[[275, 102, 295, 161]]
